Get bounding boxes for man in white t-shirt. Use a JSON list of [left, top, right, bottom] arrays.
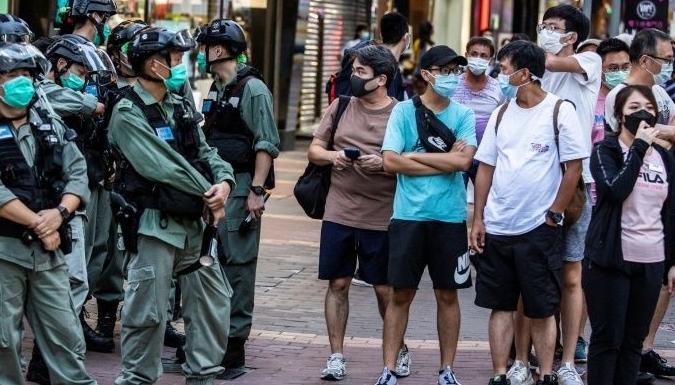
[[471, 40, 588, 385], [537, 6, 600, 384], [603, 27, 675, 380]]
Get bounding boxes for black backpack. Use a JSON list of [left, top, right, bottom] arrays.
[[325, 40, 370, 104]]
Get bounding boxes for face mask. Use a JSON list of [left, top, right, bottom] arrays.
[[359, 31, 370, 40], [197, 51, 207, 72], [603, 70, 628, 89], [498, 69, 527, 99], [538, 30, 568, 54], [155, 61, 187, 91], [1, 76, 35, 108], [93, 23, 110, 46], [61, 71, 86, 91], [649, 61, 673, 85], [429, 73, 459, 98], [467, 57, 490, 75], [350, 75, 377, 98], [624, 109, 657, 135]]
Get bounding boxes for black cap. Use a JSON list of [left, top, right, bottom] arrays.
[[420, 45, 467, 70]]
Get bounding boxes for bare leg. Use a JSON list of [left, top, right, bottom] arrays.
[[514, 298, 531, 363], [642, 285, 669, 352], [489, 310, 515, 374], [531, 316, 557, 376], [382, 288, 416, 369], [561, 261, 583, 364], [435, 288, 460, 369], [324, 277, 351, 353]]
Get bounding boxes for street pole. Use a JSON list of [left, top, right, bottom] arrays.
[[609, 0, 622, 36]]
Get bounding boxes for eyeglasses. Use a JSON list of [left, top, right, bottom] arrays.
[[428, 66, 463, 76], [647, 54, 675, 67], [604, 63, 631, 73], [536, 23, 567, 34]]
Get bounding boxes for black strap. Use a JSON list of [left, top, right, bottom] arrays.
[[327, 95, 351, 150], [494, 99, 510, 133]]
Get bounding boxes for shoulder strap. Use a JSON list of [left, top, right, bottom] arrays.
[[494, 99, 510, 133], [328, 96, 351, 149], [123, 88, 167, 128], [552, 98, 564, 147], [412, 95, 422, 109]]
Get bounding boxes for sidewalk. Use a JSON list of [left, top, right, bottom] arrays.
[[24, 144, 675, 384]]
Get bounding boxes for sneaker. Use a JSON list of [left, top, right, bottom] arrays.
[[529, 352, 539, 373], [640, 350, 675, 377], [489, 374, 511, 385], [351, 277, 373, 287], [506, 360, 533, 385], [395, 345, 411, 377], [536, 373, 559, 385], [636, 371, 656, 384], [320, 353, 346, 381], [374, 367, 398, 385], [574, 337, 587, 363], [556, 362, 583, 385], [437, 366, 461, 385]]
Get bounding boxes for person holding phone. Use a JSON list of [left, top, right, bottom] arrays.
[[307, 44, 406, 381]]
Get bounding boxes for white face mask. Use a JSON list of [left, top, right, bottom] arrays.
[[538, 30, 570, 54], [467, 57, 490, 75]]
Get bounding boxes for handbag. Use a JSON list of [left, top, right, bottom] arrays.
[[412, 95, 456, 153], [494, 98, 586, 228], [293, 96, 351, 219]]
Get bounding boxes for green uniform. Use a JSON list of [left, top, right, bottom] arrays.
[[212, 64, 280, 341], [109, 82, 235, 385], [0, 108, 94, 385]]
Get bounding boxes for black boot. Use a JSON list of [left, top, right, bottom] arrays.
[[96, 299, 119, 339], [80, 309, 114, 353], [164, 321, 186, 348], [26, 342, 50, 385], [173, 280, 182, 321], [222, 337, 246, 369]]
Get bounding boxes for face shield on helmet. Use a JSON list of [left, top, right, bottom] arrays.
[[81, 47, 117, 85], [0, 42, 45, 76], [0, 14, 34, 44]]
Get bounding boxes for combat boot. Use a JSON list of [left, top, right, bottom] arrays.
[[80, 309, 114, 352], [96, 299, 119, 339], [164, 321, 186, 348], [222, 337, 246, 369], [26, 342, 50, 385]]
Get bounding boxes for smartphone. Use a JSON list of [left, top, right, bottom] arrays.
[[344, 147, 361, 160]]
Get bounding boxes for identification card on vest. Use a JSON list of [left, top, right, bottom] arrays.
[[0, 124, 12, 140], [155, 126, 174, 141], [229, 97, 240, 108]]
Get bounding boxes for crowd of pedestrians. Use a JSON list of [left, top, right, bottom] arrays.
[[3, 2, 675, 385]]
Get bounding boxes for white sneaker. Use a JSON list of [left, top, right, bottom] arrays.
[[506, 360, 534, 385], [320, 353, 346, 380], [557, 362, 583, 385], [395, 345, 411, 377], [437, 366, 462, 385]]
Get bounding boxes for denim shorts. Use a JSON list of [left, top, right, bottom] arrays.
[[562, 184, 592, 262]]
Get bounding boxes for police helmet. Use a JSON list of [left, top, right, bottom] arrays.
[[107, 20, 148, 56], [0, 42, 48, 76], [196, 19, 247, 56], [0, 14, 34, 43], [128, 27, 194, 73], [47, 34, 117, 84], [69, 0, 117, 18]]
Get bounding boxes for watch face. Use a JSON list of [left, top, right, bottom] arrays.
[[251, 186, 265, 195]]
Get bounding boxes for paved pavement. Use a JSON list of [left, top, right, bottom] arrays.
[[23, 140, 675, 384]]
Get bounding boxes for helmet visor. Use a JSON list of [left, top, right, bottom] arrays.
[[0, 43, 48, 75], [171, 29, 196, 51], [0, 33, 33, 44], [82, 48, 117, 85]]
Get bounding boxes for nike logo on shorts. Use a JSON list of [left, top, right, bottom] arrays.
[[454, 250, 471, 285]]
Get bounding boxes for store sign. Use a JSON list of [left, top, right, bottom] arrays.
[[624, 0, 668, 30]]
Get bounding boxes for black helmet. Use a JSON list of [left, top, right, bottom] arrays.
[[128, 27, 193, 73], [0, 14, 34, 43], [107, 20, 148, 55], [196, 19, 247, 56], [68, 0, 117, 18], [0, 42, 48, 75], [46, 34, 117, 84]]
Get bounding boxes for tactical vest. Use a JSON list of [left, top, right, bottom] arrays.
[[113, 88, 214, 220], [201, 66, 263, 174], [0, 112, 65, 238]]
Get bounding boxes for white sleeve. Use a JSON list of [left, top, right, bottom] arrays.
[[573, 52, 602, 87], [558, 101, 590, 162], [474, 106, 500, 166], [604, 86, 621, 132]]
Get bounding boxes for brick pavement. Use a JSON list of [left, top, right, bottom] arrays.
[[23, 143, 675, 384]]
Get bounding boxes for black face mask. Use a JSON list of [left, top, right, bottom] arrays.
[[624, 109, 657, 135], [349, 75, 377, 98]]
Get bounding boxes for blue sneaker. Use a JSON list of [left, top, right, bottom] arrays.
[[574, 337, 587, 363]]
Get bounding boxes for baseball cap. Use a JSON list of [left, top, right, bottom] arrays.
[[576, 38, 601, 53], [420, 45, 467, 70]]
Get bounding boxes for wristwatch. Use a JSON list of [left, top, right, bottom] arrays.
[[546, 210, 564, 227], [57, 205, 70, 221], [250, 185, 265, 196]]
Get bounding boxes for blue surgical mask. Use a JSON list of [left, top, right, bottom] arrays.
[[93, 23, 110, 46], [429, 73, 459, 98], [650, 61, 673, 85], [603, 70, 628, 89], [498, 69, 528, 99], [467, 57, 490, 75]]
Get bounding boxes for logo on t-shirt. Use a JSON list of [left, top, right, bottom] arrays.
[[531, 142, 550, 153], [454, 250, 471, 285]]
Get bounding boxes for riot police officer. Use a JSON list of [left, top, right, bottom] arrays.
[[58, 0, 117, 46], [46, 33, 118, 353], [196, 19, 279, 377], [108, 26, 235, 385], [0, 42, 95, 385]]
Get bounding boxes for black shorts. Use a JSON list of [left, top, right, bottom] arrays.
[[473, 223, 563, 319], [318, 221, 389, 285], [388, 219, 472, 290]]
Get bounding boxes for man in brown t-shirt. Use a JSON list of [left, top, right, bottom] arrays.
[[307, 44, 406, 381]]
